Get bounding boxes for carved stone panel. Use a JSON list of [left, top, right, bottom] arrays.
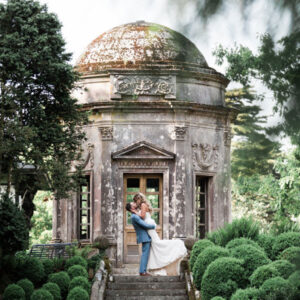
[[224, 129, 232, 147], [192, 143, 219, 170], [99, 126, 113, 141], [174, 126, 187, 140], [111, 75, 176, 99]]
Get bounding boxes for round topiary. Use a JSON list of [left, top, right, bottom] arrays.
[[257, 234, 275, 259], [67, 264, 89, 279], [211, 297, 226, 300], [249, 265, 279, 288], [65, 255, 88, 270], [201, 257, 245, 300], [30, 289, 53, 300], [189, 239, 214, 270], [192, 246, 230, 290], [268, 259, 296, 279], [69, 276, 91, 293], [48, 271, 70, 297], [66, 287, 89, 300], [260, 277, 295, 300], [288, 271, 300, 300], [279, 246, 300, 268], [3, 284, 26, 300], [272, 232, 300, 258], [226, 237, 263, 251], [230, 287, 261, 300], [42, 259, 54, 277], [42, 282, 61, 300], [230, 244, 270, 279], [16, 256, 45, 285], [17, 279, 34, 300]]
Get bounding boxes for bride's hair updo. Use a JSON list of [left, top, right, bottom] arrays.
[[133, 192, 153, 213]]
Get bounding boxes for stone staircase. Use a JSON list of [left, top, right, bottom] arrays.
[[104, 265, 188, 300]]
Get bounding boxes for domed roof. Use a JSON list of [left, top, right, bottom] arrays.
[[76, 21, 208, 74]]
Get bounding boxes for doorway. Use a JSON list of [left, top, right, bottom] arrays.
[[123, 174, 163, 263]]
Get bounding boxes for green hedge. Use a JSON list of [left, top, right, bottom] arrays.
[[65, 256, 88, 270], [226, 237, 262, 251], [272, 232, 300, 258], [189, 239, 214, 270], [257, 234, 275, 259], [67, 264, 89, 280], [201, 257, 245, 300], [42, 259, 55, 278], [260, 277, 295, 300], [230, 244, 270, 278], [3, 284, 26, 300], [279, 246, 300, 267], [288, 271, 300, 300], [42, 282, 61, 300], [66, 287, 89, 300], [16, 279, 34, 300], [69, 276, 91, 293], [193, 246, 230, 290], [268, 259, 296, 279], [230, 287, 261, 300], [48, 271, 70, 298], [30, 289, 53, 300], [249, 265, 279, 288]]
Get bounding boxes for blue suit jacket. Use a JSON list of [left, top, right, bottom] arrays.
[[131, 214, 155, 244]]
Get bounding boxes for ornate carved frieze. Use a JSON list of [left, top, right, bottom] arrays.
[[192, 143, 219, 170], [111, 75, 176, 99], [117, 160, 168, 167], [174, 126, 187, 140], [224, 129, 232, 147], [99, 126, 113, 141]]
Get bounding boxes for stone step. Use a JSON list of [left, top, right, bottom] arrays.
[[112, 268, 139, 275], [106, 289, 187, 297], [107, 296, 189, 300], [113, 275, 181, 282], [108, 281, 185, 290]]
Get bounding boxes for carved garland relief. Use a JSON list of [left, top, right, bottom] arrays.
[[192, 143, 219, 170], [112, 75, 175, 98], [99, 126, 113, 141]]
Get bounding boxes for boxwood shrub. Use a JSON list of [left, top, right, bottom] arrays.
[[260, 277, 295, 300], [288, 271, 300, 300], [65, 256, 87, 270], [42, 259, 54, 277], [16, 256, 45, 285], [189, 239, 214, 270], [279, 246, 300, 267], [201, 257, 245, 300], [67, 264, 89, 279], [257, 234, 275, 259], [42, 282, 61, 300], [226, 237, 262, 251], [272, 232, 300, 258], [192, 246, 230, 290], [66, 287, 89, 300], [30, 289, 53, 300], [3, 284, 26, 300], [17, 279, 34, 300], [69, 276, 91, 293], [211, 297, 226, 300], [268, 260, 296, 279], [230, 287, 261, 300], [48, 271, 70, 297], [230, 244, 270, 278], [249, 265, 279, 288]]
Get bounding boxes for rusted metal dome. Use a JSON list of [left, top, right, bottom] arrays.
[[76, 21, 209, 74]]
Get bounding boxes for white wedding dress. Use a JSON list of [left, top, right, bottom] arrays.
[[144, 212, 187, 275]]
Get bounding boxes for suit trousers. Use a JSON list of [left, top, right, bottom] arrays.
[[140, 241, 151, 273]]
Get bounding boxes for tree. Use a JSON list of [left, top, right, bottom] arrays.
[[226, 88, 280, 179], [0, 0, 87, 221]]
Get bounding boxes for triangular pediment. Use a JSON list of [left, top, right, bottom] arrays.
[[112, 141, 175, 160]]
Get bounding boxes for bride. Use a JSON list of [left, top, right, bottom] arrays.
[[131, 192, 187, 275]]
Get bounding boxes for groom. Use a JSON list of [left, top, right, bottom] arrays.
[[126, 202, 155, 276]]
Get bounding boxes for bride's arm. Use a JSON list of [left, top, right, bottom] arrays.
[[140, 203, 147, 219]]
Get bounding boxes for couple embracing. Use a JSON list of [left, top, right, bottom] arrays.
[[126, 192, 187, 276]]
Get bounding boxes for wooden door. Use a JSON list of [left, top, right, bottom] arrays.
[[124, 174, 163, 263]]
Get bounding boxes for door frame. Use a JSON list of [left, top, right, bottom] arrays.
[[115, 167, 170, 266]]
